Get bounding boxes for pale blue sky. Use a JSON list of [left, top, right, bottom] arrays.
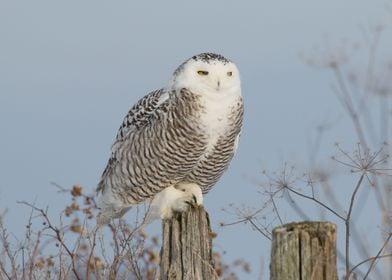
[[0, 0, 390, 278]]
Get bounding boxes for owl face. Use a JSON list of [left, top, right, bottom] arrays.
[[170, 53, 241, 97]]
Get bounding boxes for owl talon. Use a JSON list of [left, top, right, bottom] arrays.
[[185, 195, 197, 207], [185, 200, 193, 207], [174, 183, 203, 206]]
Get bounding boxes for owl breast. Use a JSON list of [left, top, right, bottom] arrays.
[[199, 94, 240, 151], [184, 92, 244, 193]]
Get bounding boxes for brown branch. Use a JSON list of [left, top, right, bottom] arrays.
[[86, 232, 97, 280], [28, 229, 42, 280], [17, 201, 81, 280], [0, 260, 12, 280], [0, 226, 17, 279]]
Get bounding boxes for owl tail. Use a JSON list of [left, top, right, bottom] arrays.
[[80, 206, 129, 238], [96, 206, 132, 227]]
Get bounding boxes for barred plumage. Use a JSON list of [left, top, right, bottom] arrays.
[[96, 53, 243, 223]]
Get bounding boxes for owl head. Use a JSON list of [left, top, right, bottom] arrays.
[[169, 53, 241, 98]]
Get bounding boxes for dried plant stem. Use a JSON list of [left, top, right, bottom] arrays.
[[0, 263, 12, 280], [17, 201, 81, 280], [0, 227, 17, 279], [270, 195, 283, 225], [345, 173, 365, 279], [28, 230, 42, 280], [248, 218, 272, 240], [86, 232, 97, 280], [332, 65, 368, 149], [363, 233, 392, 280], [349, 254, 392, 277], [286, 187, 345, 221]]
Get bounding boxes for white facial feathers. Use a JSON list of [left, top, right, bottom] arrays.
[[168, 53, 241, 98]]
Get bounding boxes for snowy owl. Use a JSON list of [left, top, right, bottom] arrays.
[[96, 53, 243, 225]]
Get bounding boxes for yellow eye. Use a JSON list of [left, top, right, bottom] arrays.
[[197, 70, 209, 76], [227, 71, 233, 77]]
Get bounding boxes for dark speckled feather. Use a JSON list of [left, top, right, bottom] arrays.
[[97, 88, 243, 205]]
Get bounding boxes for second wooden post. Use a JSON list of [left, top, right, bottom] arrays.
[[270, 221, 338, 280]]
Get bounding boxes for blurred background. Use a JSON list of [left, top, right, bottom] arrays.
[[1, 1, 392, 278]]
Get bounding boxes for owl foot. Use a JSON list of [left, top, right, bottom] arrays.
[[171, 191, 198, 212], [149, 184, 204, 220], [174, 182, 203, 206]]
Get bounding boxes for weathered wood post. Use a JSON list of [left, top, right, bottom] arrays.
[[160, 206, 217, 280], [270, 221, 338, 280]]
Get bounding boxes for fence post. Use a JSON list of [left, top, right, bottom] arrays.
[[270, 221, 338, 280], [159, 206, 217, 280]]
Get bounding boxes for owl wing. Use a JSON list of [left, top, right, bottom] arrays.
[[111, 89, 169, 152], [97, 89, 169, 192]]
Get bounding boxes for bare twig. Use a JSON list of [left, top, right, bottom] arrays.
[[270, 195, 283, 225], [349, 254, 392, 278], [86, 231, 97, 280], [345, 173, 365, 279], [285, 186, 346, 221], [332, 65, 368, 149], [363, 233, 392, 279], [17, 201, 81, 280]]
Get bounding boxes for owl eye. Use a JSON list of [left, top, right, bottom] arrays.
[[227, 71, 233, 77], [197, 70, 209, 76]]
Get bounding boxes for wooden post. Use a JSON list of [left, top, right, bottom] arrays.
[[159, 206, 217, 280], [270, 221, 338, 280]]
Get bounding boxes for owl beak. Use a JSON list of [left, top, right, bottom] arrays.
[[216, 80, 221, 90]]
